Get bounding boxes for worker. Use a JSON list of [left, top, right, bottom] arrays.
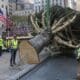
[[6, 39, 11, 52], [77, 47, 80, 61], [0, 36, 3, 56], [10, 35, 18, 67]]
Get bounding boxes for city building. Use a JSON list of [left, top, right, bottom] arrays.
[[0, 0, 9, 17], [52, 0, 76, 9], [34, 0, 77, 13], [67, 0, 76, 10], [76, 0, 80, 11], [12, 0, 34, 16], [0, 0, 9, 27], [12, 3, 34, 16], [34, 0, 41, 13], [9, 0, 77, 16], [9, 0, 17, 15]]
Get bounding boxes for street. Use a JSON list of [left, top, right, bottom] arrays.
[[0, 0, 79, 80], [20, 55, 77, 80]]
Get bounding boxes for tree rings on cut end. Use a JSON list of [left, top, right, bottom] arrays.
[[19, 40, 40, 64]]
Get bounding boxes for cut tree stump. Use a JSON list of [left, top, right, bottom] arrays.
[[19, 40, 40, 64], [19, 32, 50, 64]]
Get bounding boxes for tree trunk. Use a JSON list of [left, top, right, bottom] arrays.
[[29, 31, 50, 53], [19, 31, 51, 64]]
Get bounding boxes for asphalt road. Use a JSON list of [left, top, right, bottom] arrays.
[[20, 55, 77, 80]]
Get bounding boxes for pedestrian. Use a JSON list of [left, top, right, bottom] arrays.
[[0, 36, 3, 56], [6, 39, 11, 52], [10, 35, 18, 67], [76, 47, 80, 61]]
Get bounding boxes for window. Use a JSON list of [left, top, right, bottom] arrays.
[[42, 5, 44, 8], [58, 0, 60, 6], [42, 0, 44, 3], [2, 5, 4, 8], [39, 6, 40, 12], [60, 0, 62, 6], [54, 0, 56, 5], [62, 0, 65, 7], [2, 0, 4, 2], [56, 0, 58, 5], [36, 6, 37, 12], [6, 6, 7, 9]]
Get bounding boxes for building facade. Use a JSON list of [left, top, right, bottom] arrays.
[[11, 0, 34, 16], [34, 0, 41, 13], [76, 0, 80, 11], [34, 0, 77, 13], [0, 0, 9, 27], [9, 0, 16, 16], [12, 3, 34, 16], [34, 0, 66, 13], [67, 0, 76, 10], [0, 0, 9, 17]]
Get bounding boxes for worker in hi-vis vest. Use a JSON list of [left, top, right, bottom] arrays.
[[0, 35, 6, 56], [6, 39, 12, 52], [77, 47, 80, 60], [0, 36, 3, 56], [10, 35, 18, 67]]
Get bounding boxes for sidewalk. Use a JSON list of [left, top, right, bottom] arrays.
[[77, 63, 80, 80], [0, 48, 49, 80]]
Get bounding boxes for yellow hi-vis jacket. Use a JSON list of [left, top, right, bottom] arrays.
[[11, 39, 18, 49], [0, 38, 3, 47], [6, 39, 11, 48]]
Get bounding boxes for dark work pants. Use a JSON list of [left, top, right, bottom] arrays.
[[0, 46, 2, 56], [10, 49, 17, 65]]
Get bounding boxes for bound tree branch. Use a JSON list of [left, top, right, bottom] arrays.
[[35, 18, 41, 31], [42, 12, 46, 29], [51, 12, 75, 30], [52, 15, 76, 34], [57, 32, 67, 40], [30, 15, 40, 33], [54, 35, 79, 48], [51, 17, 65, 30]]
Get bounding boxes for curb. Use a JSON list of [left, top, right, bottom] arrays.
[[6, 51, 49, 80], [6, 65, 36, 80]]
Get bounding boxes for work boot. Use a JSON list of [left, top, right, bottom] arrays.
[[0, 53, 2, 57], [77, 58, 80, 62], [13, 62, 16, 65], [10, 64, 13, 67]]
